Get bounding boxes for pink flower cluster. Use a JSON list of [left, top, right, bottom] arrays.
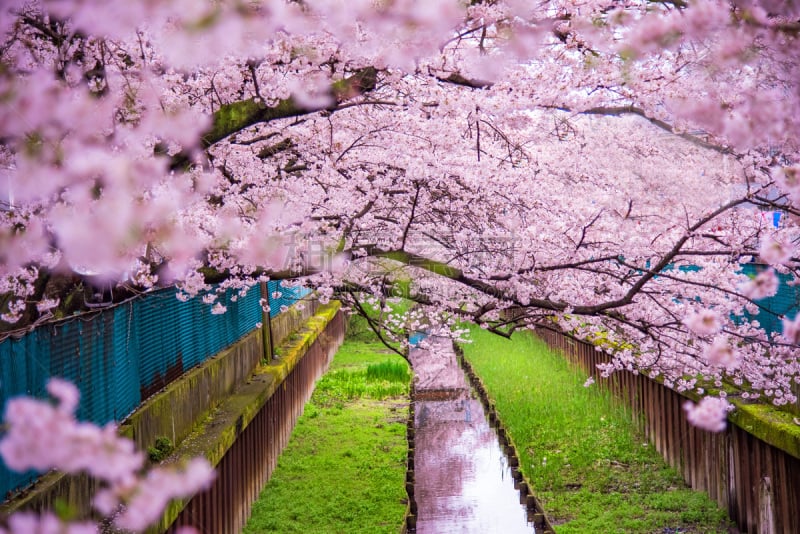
[[683, 309, 722, 336], [759, 235, 795, 266], [741, 269, 779, 300], [0, 379, 214, 532], [773, 165, 800, 205], [0, 379, 143, 481], [782, 314, 800, 345], [704, 337, 738, 370], [0, 513, 96, 534], [101, 458, 215, 532], [683, 397, 732, 433]]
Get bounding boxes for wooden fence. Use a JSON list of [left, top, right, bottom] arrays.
[[167, 310, 345, 534], [536, 328, 800, 534]]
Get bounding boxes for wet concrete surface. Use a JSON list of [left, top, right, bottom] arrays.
[[410, 336, 538, 533]]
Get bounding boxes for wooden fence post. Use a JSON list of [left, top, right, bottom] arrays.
[[758, 476, 775, 534], [260, 282, 274, 361]]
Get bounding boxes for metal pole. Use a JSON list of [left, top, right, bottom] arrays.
[[260, 281, 275, 361]]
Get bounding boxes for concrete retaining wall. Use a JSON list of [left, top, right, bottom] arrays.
[[164, 304, 345, 533], [0, 298, 344, 534]]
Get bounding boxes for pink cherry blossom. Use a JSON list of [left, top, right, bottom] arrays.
[[704, 337, 738, 370], [114, 458, 214, 531], [740, 269, 779, 300], [1, 512, 97, 534], [46, 377, 81, 415], [683, 397, 732, 433], [781, 315, 800, 345], [683, 309, 723, 336], [759, 235, 794, 266], [1, 379, 213, 532], [773, 165, 800, 204]]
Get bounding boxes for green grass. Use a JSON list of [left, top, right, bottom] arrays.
[[366, 360, 410, 383], [243, 335, 411, 534], [461, 326, 733, 534], [327, 340, 399, 370]]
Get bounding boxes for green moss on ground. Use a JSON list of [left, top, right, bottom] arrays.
[[461, 327, 733, 534], [243, 335, 410, 534]]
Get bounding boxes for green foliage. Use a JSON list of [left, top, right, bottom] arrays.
[[147, 436, 174, 463], [366, 360, 410, 383], [313, 353, 410, 406], [460, 326, 732, 533], [345, 312, 376, 342], [243, 337, 410, 533], [53, 498, 78, 522]]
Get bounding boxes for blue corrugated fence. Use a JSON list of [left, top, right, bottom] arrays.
[[739, 263, 800, 334], [0, 280, 309, 500]]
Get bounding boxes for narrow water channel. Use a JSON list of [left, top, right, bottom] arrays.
[[410, 335, 539, 533]]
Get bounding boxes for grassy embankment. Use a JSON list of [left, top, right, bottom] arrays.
[[461, 326, 733, 533], [243, 316, 411, 534]]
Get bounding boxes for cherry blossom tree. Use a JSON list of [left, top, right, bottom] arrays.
[[2, 0, 800, 527]]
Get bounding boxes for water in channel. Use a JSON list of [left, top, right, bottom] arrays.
[[410, 335, 539, 534]]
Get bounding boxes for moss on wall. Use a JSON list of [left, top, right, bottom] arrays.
[[728, 403, 800, 459]]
